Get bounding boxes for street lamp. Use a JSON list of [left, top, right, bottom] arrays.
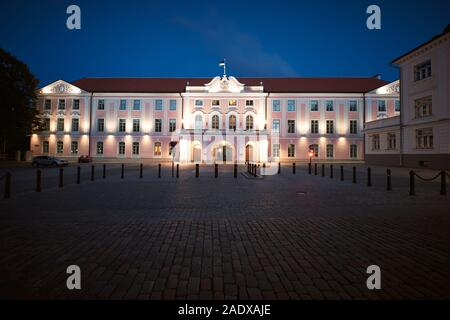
[[308, 149, 314, 165]]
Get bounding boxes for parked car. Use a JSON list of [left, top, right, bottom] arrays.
[[31, 156, 69, 167], [78, 155, 92, 163]]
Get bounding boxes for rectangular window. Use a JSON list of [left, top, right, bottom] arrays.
[[309, 144, 319, 157], [58, 99, 66, 110], [169, 119, 176, 132], [311, 120, 319, 134], [155, 119, 162, 132], [154, 142, 162, 156], [272, 100, 280, 112], [133, 100, 141, 110], [287, 100, 296, 112], [57, 118, 64, 132], [133, 119, 140, 132], [71, 118, 79, 132], [97, 119, 104, 132], [387, 133, 397, 150], [246, 100, 254, 106], [57, 141, 63, 154], [118, 142, 125, 155], [132, 142, 140, 155], [326, 100, 334, 111], [43, 118, 50, 131], [155, 99, 163, 110], [272, 119, 280, 133], [72, 99, 80, 110], [98, 99, 104, 110], [212, 100, 220, 106], [415, 96, 432, 118], [195, 100, 203, 107], [71, 141, 78, 154], [371, 135, 380, 150], [414, 60, 431, 81], [119, 100, 127, 110], [416, 128, 433, 149], [288, 144, 295, 158], [97, 141, 104, 155], [169, 99, 177, 110], [326, 120, 334, 134], [42, 141, 49, 154], [350, 144, 358, 158], [349, 100, 358, 112], [44, 99, 51, 110], [377, 100, 386, 112], [350, 120, 357, 134], [287, 120, 295, 133], [228, 99, 237, 106], [310, 100, 319, 111], [272, 144, 280, 157], [119, 119, 126, 132], [326, 144, 334, 158], [395, 100, 401, 112]]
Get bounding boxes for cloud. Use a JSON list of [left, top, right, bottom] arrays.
[[171, 9, 298, 77]]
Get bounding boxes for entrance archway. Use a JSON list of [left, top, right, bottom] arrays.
[[192, 142, 202, 163], [212, 142, 233, 163], [245, 144, 254, 162]]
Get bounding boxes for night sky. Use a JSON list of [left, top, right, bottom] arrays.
[[1, 0, 449, 86]]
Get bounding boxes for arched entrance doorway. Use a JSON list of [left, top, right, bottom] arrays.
[[245, 144, 254, 162], [212, 142, 233, 163], [192, 142, 202, 163]]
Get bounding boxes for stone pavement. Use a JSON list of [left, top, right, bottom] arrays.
[[0, 164, 449, 299]]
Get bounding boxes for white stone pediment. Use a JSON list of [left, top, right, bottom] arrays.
[[373, 80, 400, 95], [39, 80, 86, 95], [204, 76, 245, 93]]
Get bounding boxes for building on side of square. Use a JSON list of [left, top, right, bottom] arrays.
[[30, 75, 398, 164], [366, 24, 450, 169]]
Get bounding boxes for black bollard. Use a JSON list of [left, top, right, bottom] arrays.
[[386, 169, 392, 191], [36, 169, 42, 192], [352, 167, 356, 184], [4, 172, 11, 199], [158, 163, 161, 178], [215, 164, 218, 178], [340, 166, 344, 181], [59, 167, 63, 188], [321, 164, 325, 177], [409, 171, 415, 196], [103, 164, 106, 179], [308, 163, 311, 175], [121, 164, 124, 179], [278, 162, 281, 175], [76, 166, 80, 184], [367, 168, 372, 187], [172, 161, 174, 178], [176, 164, 179, 178], [140, 164, 143, 179], [293, 163, 296, 175], [234, 163, 238, 178], [441, 171, 447, 196], [314, 163, 317, 176], [91, 165, 95, 181], [330, 165, 334, 179], [196, 164, 199, 178], [254, 164, 257, 177]]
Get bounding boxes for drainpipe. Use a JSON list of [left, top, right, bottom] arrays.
[[88, 92, 93, 157], [391, 64, 402, 167], [180, 92, 184, 129], [362, 92, 366, 161]]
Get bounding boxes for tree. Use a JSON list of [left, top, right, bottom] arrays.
[[0, 48, 41, 156]]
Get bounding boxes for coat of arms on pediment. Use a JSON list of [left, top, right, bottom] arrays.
[[39, 80, 84, 95], [205, 76, 245, 93]]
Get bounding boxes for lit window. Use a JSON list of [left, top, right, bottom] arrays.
[[229, 99, 237, 106], [229, 115, 236, 130], [212, 100, 220, 106], [154, 142, 162, 156], [309, 144, 319, 157]]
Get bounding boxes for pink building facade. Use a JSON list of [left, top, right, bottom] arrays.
[[31, 76, 399, 163]]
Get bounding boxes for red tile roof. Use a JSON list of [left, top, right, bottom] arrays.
[[71, 77, 389, 94]]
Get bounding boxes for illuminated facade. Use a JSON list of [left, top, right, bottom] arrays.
[[31, 75, 399, 163]]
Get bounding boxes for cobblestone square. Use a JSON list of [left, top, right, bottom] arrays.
[[0, 163, 449, 299]]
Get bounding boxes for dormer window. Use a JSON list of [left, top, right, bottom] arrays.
[[229, 99, 237, 107], [195, 100, 203, 107], [212, 100, 220, 106], [246, 100, 254, 106]]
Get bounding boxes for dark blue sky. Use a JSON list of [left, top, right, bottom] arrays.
[[1, 0, 449, 86]]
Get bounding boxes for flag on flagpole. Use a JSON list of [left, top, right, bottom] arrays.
[[218, 60, 225, 67], [218, 59, 226, 76]]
